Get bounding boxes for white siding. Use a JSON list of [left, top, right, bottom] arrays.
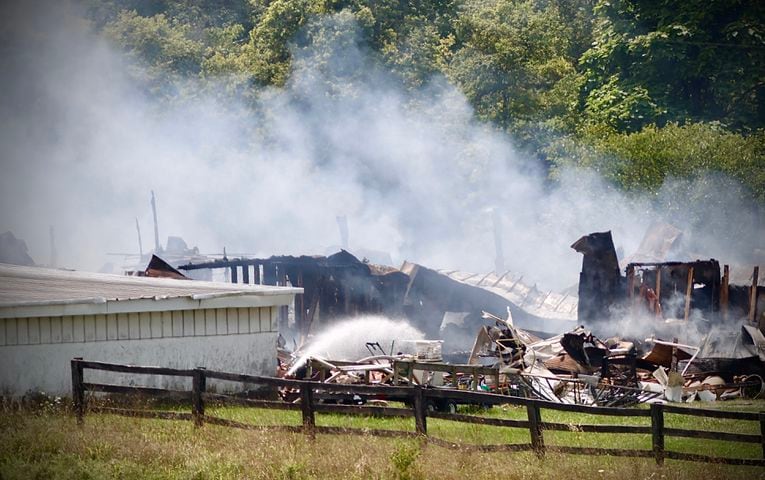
[[0, 307, 273, 347]]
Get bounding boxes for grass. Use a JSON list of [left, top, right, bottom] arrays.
[[1, 398, 765, 479]]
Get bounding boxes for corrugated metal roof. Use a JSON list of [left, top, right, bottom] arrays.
[[436, 269, 578, 321], [0, 263, 302, 313]]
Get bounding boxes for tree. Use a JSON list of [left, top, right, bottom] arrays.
[[579, 0, 765, 132]]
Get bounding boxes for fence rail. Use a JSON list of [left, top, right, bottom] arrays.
[[70, 358, 765, 467]]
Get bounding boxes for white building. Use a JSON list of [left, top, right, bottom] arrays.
[[0, 263, 301, 396]]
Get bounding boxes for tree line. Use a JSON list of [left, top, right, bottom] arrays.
[[83, 0, 765, 202]]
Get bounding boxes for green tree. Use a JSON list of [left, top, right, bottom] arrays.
[[579, 0, 765, 131]]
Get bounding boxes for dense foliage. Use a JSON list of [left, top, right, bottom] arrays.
[[83, 0, 765, 201]]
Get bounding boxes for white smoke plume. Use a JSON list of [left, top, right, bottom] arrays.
[[0, 2, 762, 293]]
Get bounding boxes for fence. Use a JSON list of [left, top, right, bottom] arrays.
[[70, 358, 765, 467]]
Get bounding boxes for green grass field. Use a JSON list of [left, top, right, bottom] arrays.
[[1, 399, 765, 479]]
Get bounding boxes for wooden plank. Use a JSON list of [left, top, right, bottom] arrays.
[[684, 267, 694, 323], [662, 404, 760, 420], [541, 422, 651, 434], [546, 446, 654, 458], [655, 267, 662, 317], [203, 370, 293, 388], [750, 266, 760, 325], [663, 427, 760, 444], [0, 318, 5, 345], [83, 382, 191, 397], [313, 404, 412, 418], [78, 360, 195, 376], [651, 403, 665, 465], [429, 412, 528, 429]]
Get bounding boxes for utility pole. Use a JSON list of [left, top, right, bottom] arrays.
[[151, 191, 161, 253], [135, 218, 144, 258]]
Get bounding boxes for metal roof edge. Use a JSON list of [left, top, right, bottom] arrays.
[[0, 290, 301, 319]]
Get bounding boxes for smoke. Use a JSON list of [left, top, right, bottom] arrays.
[[0, 2, 762, 292]]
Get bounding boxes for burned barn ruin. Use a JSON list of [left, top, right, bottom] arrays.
[[574, 230, 764, 332], [178, 250, 577, 351]]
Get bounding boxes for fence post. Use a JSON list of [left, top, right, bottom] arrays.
[[192, 367, 206, 427], [413, 385, 427, 436], [70, 357, 84, 426], [526, 400, 544, 457], [759, 412, 765, 459], [651, 403, 665, 466], [300, 382, 315, 439]]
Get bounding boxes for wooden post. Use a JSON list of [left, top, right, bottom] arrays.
[[413, 386, 427, 436], [721, 265, 730, 322], [651, 403, 665, 466], [655, 267, 662, 318], [684, 267, 695, 322], [242, 264, 250, 284], [300, 382, 315, 439], [192, 368, 206, 427], [759, 412, 765, 459], [749, 266, 759, 326], [526, 400, 544, 457], [70, 357, 84, 426], [230, 265, 238, 284]]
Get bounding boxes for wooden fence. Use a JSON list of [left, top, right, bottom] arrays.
[[70, 358, 765, 467]]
